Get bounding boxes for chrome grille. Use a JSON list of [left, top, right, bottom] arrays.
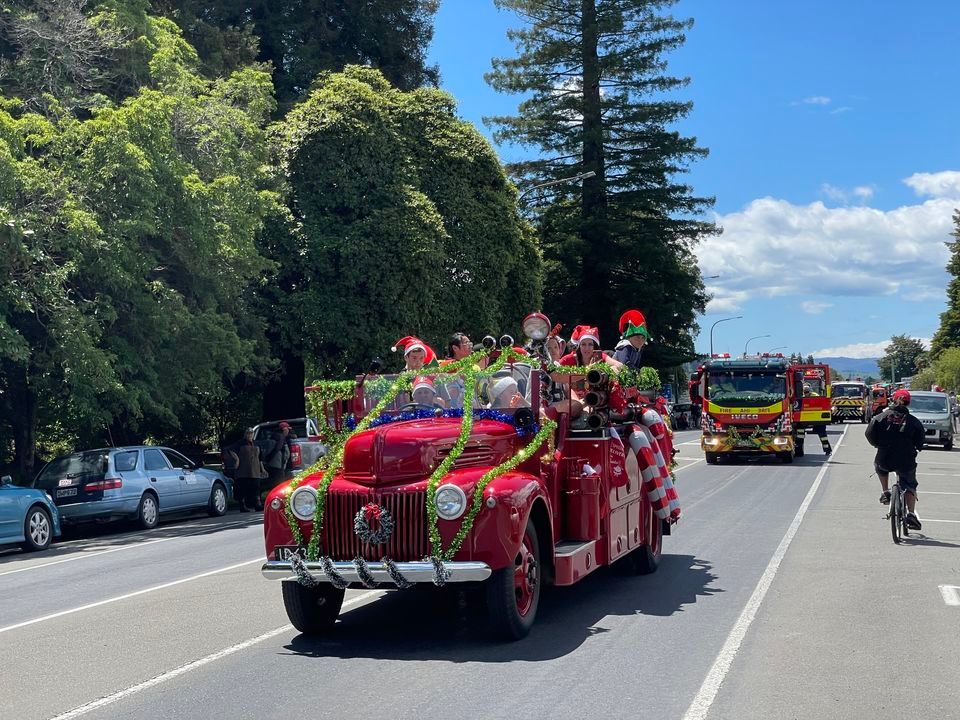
[[321, 489, 429, 562], [438, 444, 496, 469]]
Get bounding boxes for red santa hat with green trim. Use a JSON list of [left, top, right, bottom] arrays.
[[411, 376, 437, 395], [619, 310, 651, 341], [391, 336, 437, 365]]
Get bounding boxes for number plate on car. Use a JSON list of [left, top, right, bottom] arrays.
[[57, 488, 78, 497], [274, 545, 306, 561]]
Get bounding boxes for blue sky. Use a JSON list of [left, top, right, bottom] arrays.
[[427, 0, 960, 358]]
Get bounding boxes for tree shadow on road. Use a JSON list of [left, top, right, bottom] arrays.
[[282, 553, 722, 663]]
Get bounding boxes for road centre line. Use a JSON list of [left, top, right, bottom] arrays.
[[0, 518, 259, 578], [0, 558, 262, 635], [46, 590, 382, 720], [681, 424, 849, 720], [940, 586, 960, 606], [920, 518, 960, 523]]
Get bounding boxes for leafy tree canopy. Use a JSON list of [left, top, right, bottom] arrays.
[[877, 335, 928, 383]]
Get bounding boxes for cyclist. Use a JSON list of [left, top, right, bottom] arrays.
[[803, 383, 832, 456], [865, 388, 925, 530]]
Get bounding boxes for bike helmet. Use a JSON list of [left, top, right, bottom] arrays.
[[892, 389, 911, 404]]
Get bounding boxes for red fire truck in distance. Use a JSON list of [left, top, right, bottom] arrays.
[[792, 364, 832, 455], [692, 354, 803, 464], [260, 357, 675, 641]]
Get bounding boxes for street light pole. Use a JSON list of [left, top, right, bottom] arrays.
[[518, 170, 597, 202], [744, 334, 772, 356], [768, 345, 788, 353], [709, 316, 743, 357]]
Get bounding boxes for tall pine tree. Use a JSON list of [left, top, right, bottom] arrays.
[[486, 0, 716, 366], [930, 210, 960, 357]]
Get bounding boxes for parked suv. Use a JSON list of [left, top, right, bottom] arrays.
[[34, 447, 233, 529], [908, 391, 954, 450]]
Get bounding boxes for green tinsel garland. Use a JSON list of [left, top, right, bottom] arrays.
[[547, 362, 662, 391]]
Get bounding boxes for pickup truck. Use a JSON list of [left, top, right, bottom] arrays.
[[251, 418, 327, 480]]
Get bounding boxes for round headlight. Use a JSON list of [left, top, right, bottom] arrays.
[[435, 484, 467, 520], [523, 312, 551, 341], [290, 487, 317, 520]]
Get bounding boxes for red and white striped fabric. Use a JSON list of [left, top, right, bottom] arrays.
[[638, 407, 682, 521], [627, 424, 671, 520]]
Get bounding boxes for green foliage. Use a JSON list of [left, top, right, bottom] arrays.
[[877, 335, 927, 382], [910, 367, 936, 392], [154, 0, 440, 107], [930, 211, 960, 358], [486, 0, 715, 366], [271, 66, 542, 376], [933, 347, 960, 392]]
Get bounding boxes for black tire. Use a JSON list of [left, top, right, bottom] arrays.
[[281, 580, 344, 634], [208, 482, 228, 517], [486, 517, 541, 641], [705, 452, 719, 465], [137, 492, 159, 530], [620, 506, 662, 575], [21, 506, 53, 552], [945, 440, 954, 451], [795, 438, 805, 457], [890, 486, 901, 544], [778, 451, 794, 464]]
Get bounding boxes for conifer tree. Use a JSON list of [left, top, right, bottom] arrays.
[[486, 0, 716, 366], [930, 211, 960, 357]]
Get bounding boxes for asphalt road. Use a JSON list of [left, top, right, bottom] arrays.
[[1, 425, 958, 720]]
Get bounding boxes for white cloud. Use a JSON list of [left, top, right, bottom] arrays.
[[802, 96, 831, 105], [699, 179, 956, 305], [801, 301, 833, 314], [819, 183, 875, 204], [814, 338, 931, 359], [904, 171, 960, 198], [829, 106, 852, 115], [852, 185, 875, 201]]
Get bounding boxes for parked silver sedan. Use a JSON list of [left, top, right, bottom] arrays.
[[34, 447, 232, 529]]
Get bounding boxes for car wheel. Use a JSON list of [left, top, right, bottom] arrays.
[[778, 451, 794, 464], [21, 506, 52, 552], [486, 517, 541, 641], [137, 493, 159, 530], [945, 440, 954, 451], [208, 482, 228, 517], [281, 580, 344, 634], [705, 452, 719, 465]]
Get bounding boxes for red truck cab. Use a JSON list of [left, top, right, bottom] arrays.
[[260, 355, 676, 640]]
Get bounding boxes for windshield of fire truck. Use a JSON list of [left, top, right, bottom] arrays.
[[706, 371, 786, 408], [833, 384, 866, 398], [358, 366, 534, 417]]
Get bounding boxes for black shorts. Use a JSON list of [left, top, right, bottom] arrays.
[[875, 462, 918, 492]]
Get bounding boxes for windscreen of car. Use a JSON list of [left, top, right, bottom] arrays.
[[707, 371, 786, 408], [34, 451, 108, 489], [360, 368, 534, 416], [833, 384, 866, 398], [911, 396, 949, 413]]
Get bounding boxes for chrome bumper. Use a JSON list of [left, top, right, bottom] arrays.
[[261, 559, 492, 583]]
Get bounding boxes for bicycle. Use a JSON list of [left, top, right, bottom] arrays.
[[887, 480, 910, 544]]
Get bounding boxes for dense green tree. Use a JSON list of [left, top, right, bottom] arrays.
[[930, 211, 960, 358], [0, 5, 278, 477], [934, 347, 960, 392], [486, 0, 715, 366], [877, 335, 927, 383], [910, 367, 937, 392], [153, 0, 439, 106], [264, 67, 542, 416]]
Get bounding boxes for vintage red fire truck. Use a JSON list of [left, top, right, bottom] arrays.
[[260, 337, 678, 640], [693, 354, 803, 464]]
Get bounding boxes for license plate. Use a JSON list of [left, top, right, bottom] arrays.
[[274, 545, 306, 561], [737, 440, 756, 448], [57, 488, 78, 497]]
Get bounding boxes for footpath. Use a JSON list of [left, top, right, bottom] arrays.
[[706, 423, 960, 719]]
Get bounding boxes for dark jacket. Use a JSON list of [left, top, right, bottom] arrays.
[[613, 341, 643, 370], [231, 441, 266, 479], [264, 432, 291, 471], [865, 405, 924, 471]]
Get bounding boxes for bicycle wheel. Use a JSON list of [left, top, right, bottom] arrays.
[[901, 491, 910, 538], [890, 483, 902, 544]]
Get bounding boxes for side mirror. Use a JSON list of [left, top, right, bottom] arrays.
[[0, 475, 12, 486], [690, 383, 700, 401], [793, 371, 804, 395], [368, 357, 383, 373]]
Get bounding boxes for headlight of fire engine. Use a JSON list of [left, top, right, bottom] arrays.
[[704, 437, 721, 447], [290, 487, 318, 520], [435, 484, 467, 520], [773, 436, 790, 446]]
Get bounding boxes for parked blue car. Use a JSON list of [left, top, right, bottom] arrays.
[[0, 474, 62, 551], [34, 447, 232, 530]]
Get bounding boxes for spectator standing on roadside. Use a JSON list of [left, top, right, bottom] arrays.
[[229, 429, 266, 513], [264, 422, 293, 498]]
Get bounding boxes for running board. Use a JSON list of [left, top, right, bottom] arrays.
[[554, 539, 601, 586]]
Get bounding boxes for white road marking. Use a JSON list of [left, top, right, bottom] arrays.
[[681, 424, 849, 720], [940, 585, 960, 606], [0, 519, 259, 578], [46, 590, 381, 720], [0, 558, 262, 635], [920, 518, 960, 523], [919, 491, 960, 495], [675, 459, 704, 471], [916, 472, 958, 477]]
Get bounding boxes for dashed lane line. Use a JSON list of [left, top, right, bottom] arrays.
[[45, 589, 382, 720], [940, 586, 960, 606], [681, 424, 849, 720], [0, 558, 262, 635]]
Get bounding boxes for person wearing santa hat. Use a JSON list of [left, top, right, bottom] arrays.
[[411, 376, 445, 408], [557, 325, 624, 371], [392, 336, 438, 371], [613, 310, 651, 370]]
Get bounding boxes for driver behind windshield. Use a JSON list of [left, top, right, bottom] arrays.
[[411, 377, 446, 409]]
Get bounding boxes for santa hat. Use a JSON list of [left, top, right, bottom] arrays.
[[489, 375, 519, 403], [391, 336, 437, 365], [619, 310, 651, 341], [571, 325, 600, 346], [411, 376, 436, 395]]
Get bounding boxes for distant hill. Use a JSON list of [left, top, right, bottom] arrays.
[[818, 357, 882, 379]]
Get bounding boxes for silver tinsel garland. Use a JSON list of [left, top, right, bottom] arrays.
[[382, 557, 414, 589], [353, 556, 379, 588], [430, 555, 451, 587]]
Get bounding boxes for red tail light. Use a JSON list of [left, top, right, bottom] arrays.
[[84, 478, 123, 491], [290, 443, 302, 466]]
